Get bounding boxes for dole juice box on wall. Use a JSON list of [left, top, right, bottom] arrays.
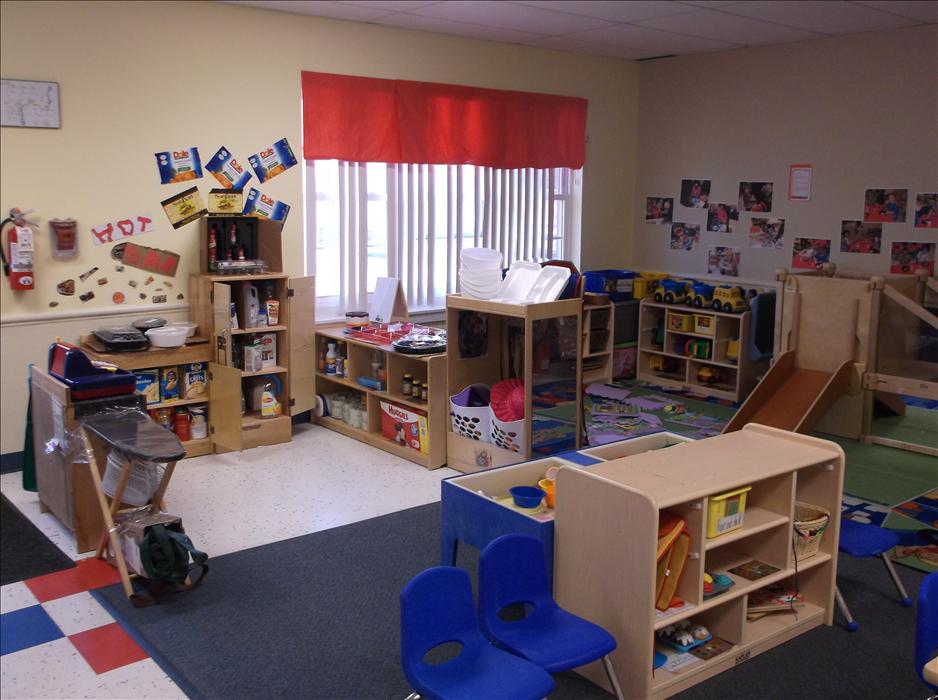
[[379, 400, 429, 454], [243, 188, 290, 223], [205, 146, 252, 189], [155, 147, 203, 184], [248, 138, 297, 183]]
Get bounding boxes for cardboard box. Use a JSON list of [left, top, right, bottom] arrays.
[[183, 363, 207, 399], [111, 509, 183, 576], [257, 333, 277, 368], [379, 400, 428, 454], [135, 370, 160, 405], [159, 367, 179, 402]]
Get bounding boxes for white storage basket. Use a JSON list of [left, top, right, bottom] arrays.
[[490, 407, 526, 453], [450, 384, 491, 442]]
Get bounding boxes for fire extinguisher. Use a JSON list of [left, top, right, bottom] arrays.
[[0, 207, 36, 290]]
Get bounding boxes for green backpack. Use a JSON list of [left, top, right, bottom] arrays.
[[135, 524, 209, 607]]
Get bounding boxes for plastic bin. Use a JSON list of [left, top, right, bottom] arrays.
[[632, 273, 667, 299], [667, 312, 694, 332], [706, 485, 751, 538], [583, 270, 637, 302], [450, 384, 491, 442], [101, 452, 164, 507], [694, 314, 714, 335], [490, 407, 526, 453]]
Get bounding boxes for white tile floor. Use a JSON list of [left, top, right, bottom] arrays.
[[1, 423, 458, 699]]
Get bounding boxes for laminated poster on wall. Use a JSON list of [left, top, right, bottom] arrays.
[[738, 181, 773, 213], [679, 179, 710, 208], [248, 138, 297, 184], [890, 241, 935, 275], [706, 203, 739, 233], [89, 214, 155, 246], [121, 242, 181, 277], [208, 188, 243, 215], [160, 186, 208, 229], [864, 188, 907, 223], [748, 218, 785, 249], [205, 146, 252, 189], [670, 223, 700, 251], [914, 193, 938, 228], [242, 187, 290, 223], [707, 246, 740, 277], [840, 220, 882, 254], [791, 238, 831, 270], [155, 147, 203, 184]]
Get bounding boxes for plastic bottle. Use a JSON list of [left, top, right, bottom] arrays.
[[207, 227, 217, 271], [326, 342, 337, 375], [243, 284, 260, 328], [261, 379, 282, 418]]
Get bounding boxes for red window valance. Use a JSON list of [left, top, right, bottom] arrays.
[[301, 71, 587, 169]]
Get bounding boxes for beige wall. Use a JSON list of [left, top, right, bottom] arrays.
[[0, 0, 638, 453], [633, 25, 938, 283]]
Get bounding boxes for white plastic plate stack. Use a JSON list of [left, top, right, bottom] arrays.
[[459, 248, 503, 299]]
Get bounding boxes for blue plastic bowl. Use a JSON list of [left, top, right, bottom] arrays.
[[509, 486, 546, 509]]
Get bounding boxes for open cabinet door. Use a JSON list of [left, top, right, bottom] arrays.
[[289, 275, 316, 416], [209, 362, 243, 452], [212, 282, 233, 366]]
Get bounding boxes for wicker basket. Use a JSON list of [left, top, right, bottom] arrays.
[[793, 501, 830, 560]]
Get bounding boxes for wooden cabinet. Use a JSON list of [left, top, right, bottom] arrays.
[[445, 295, 584, 473], [190, 273, 316, 452], [554, 424, 843, 699], [582, 302, 615, 385], [78, 337, 214, 459], [637, 299, 768, 402], [312, 326, 447, 469]]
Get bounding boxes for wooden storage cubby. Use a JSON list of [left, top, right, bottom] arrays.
[[313, 325, 447, 469], [554, 424, 844, 699], [637, 299, 768, 402], [582, 302, 614, 385], [445, 295, 584, 473], [190, 272, 316, 453]]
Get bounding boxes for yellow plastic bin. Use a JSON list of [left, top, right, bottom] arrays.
[[694, 314, 714, 335], [667, 312, 694, 332], [706, 485, 752, 538]]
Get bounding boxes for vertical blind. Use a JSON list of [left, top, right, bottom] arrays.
[[309, 161, 572, 315]]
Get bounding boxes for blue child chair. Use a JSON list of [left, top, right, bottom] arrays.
[[916, 572, 938, 692], [400, 566, 555, 700], [835, 518, 913, 632], [478, 534, 625, 700]]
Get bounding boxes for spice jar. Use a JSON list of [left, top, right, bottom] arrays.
[[402, 373, 413, 396], [421, 380, 428, 402], [411, 379, 422, 401]]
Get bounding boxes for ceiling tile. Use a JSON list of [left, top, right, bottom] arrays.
[[224, 0, 391, 21], [524, 35, 649, 59], [376, 12, 543, 42], [852, 1, 938, 22], [567, 22, 739, 53], [510, 1, 698, 23], [341, 1, 439, 10], [408, 0, 614, 35], [721, 0, 916, 34], [635, 8, 825, 44]]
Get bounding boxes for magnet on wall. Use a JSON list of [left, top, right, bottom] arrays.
[[111, 243, 127, 261], [176, 293, 185, 300], [112, 291, 125, 304], [97, 277, 108, 285], [152, 294, 167, 304], [48, 301, 59, 308], [164, 281, 173, 288], [79, 266, 99, 282], [144, 276, 154, 286], [56, 279, 75, 296], [115, 265, 124, 272], [79, 291, 95, 302], [128, 280, 138, 288], [139, 292, 146, 299]]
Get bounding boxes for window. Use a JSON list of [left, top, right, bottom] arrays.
[[306, 161, 582, 320]]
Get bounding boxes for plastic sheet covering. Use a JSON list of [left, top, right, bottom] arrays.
[[79, 405, 185, 463], [102, 451, 165, 506], [877, 291, 938, 382]]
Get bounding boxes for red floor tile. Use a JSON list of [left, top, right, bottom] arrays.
[[69, 623, 148, 675], [25, 558, 121, 603]]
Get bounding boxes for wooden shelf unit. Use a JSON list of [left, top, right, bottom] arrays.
[[190, 271, 316, 453], [79, 336, 214, 459], [637, 299, 767, 402], [582, 302, 615, 385], [313, 325, 447, 470], [554, 424, 844, 699], [445, 295, 584, 473]]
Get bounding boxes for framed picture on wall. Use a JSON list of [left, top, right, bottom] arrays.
[[1, 78, 61, 128]]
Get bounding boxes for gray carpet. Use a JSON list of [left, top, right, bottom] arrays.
[[93, 502, 929, 700], [1, 494, 75, 585]]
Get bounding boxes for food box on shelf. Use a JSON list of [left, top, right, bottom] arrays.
[[380, 400, 429, 454]]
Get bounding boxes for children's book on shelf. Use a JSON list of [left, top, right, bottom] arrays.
[[747, 583, 804, 614], [728, 559, 780, 581]]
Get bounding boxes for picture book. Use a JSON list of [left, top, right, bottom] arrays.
[[689, 636, 733, 661], [747, 584, 804, 613], [728, 560, 780, 581]]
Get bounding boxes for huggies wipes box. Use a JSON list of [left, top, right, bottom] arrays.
[[380, 400, 429, 454]]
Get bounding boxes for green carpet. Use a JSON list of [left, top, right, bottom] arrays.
[[871, 406, 938, 450]]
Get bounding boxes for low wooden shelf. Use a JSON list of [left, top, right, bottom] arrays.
[[313, 325, 447, 470], [554, 424, 844, 699]]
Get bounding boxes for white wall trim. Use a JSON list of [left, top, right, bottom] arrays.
[[1, 303, 188, 327]]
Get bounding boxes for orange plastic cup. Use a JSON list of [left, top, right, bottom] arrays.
[[538, 478, 556, 508]]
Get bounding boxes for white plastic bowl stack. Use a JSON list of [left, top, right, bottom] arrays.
[[459, 248, 503, 299]]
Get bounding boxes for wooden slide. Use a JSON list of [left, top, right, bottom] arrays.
[[723, 350, 853, 434]]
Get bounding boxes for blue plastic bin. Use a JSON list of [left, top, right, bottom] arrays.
[[583, 270, 637, 301]]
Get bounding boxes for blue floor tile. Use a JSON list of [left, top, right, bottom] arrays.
[[0, 605, 64, 656]]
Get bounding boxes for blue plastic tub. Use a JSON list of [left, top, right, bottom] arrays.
[[583, 270, 637, 301], [509, 486, 546, 509]]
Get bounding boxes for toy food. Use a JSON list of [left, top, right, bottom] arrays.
[[691, 624, 710, 640]]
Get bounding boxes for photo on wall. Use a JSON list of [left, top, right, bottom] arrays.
[[706, 203, 739, 233], [646, 197, 674, 224], [791, 237, 831, 270], [679, 179, 711, 208], [738, 181, 773, 212], [914, 192, 938, 228], [863, 188, 907, 223], [840, 220, 882, 254], [890, 241, 935, 275], [707, 245, 741, 276], [670, 223, 700, 251], [749, 217, 785, 249]]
